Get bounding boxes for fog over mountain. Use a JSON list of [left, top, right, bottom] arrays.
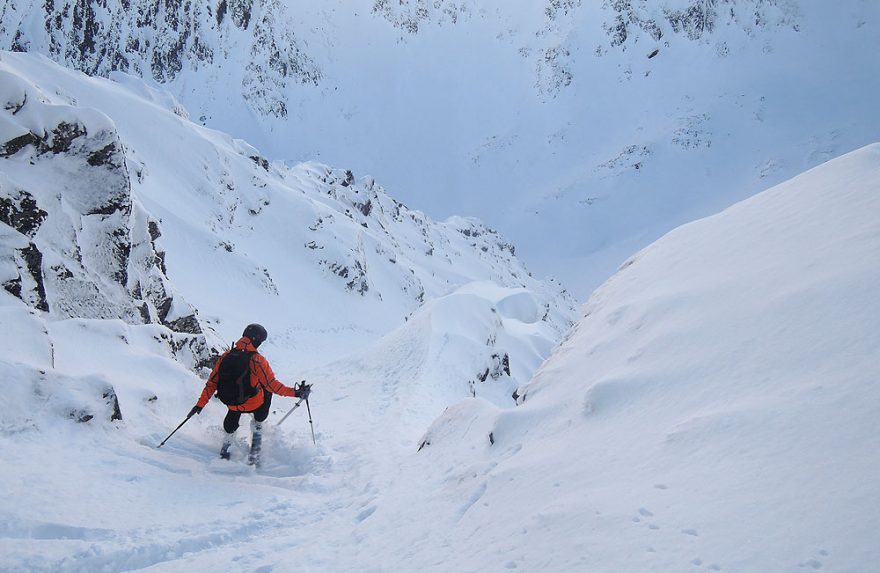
[[4, 0, 878, 293]]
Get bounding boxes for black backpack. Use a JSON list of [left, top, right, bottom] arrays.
[[215, 348, 259, 406]]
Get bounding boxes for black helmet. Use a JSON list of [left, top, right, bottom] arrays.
[[242, 323, 268, 347]]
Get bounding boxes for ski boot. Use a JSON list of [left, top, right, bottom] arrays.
[[248, 422, 263, 467], [220, 434, 233, 460]]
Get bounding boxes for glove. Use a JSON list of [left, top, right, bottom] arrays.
[[188, 405, 203, 417], [296, 381, 312, 400]]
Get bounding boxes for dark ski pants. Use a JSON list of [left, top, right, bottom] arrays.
[[223, 393, 273, 434]]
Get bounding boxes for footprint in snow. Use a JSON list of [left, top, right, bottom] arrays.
[[690, 557, 722, 570], [631, 507, 658, 529], [798, 551, 829, 570], [355, 506, 376, 523]]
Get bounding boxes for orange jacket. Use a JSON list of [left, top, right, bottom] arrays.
[[196, 337, 297, 411]]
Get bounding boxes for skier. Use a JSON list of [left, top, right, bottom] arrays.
[[188, 323, 311, 464]]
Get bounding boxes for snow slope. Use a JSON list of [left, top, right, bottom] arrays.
[[2, 63, 877, 570], [402, 142, 880, 571]]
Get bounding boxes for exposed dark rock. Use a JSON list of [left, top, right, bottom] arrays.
[[87, 195, 130, 216], [229, 0, 253, 29], [166, 314, 203, 334], [48, 121, 86, 153], [148, 220, 162, 242], [70, 409, 94, 423], [1, 132, 41, 157], [3, 277, 22, 299], [103, 387, 123, 421], [87, 143, 117, 166], [156, 293, 173, 323], [501, 353, 511, 376], [260, 267, 278, 295], [110, 225, 131, 285], [666, 3, 715, 40], [11, 29, 28, 52], [21, 243, 49, 311], [51, 264, 74, 280], [137, 301, 151, 323], [477, 352, 511, 384], [249, 155, 269, 171], [216, 0, 227, 25], [0, 190, 48, 237]]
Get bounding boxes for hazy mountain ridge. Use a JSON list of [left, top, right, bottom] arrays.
[[0, 1, 800, 116], [3, 2, 874, 300], [0, 0, 321, 119], [600, 0, 799, 48]]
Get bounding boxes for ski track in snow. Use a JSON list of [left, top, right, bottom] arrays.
[[55, 315, 437, 573], [0, 320, 435, 573]]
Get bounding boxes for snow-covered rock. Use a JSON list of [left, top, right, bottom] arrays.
[[1, 58, 212, 371], [0, 49, 573, 437]]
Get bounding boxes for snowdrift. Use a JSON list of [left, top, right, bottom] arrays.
[[377, 143, 880, 571]]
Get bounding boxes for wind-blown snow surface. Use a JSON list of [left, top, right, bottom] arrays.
[[3, 70, 878, 571], [407, 144, 880, 571]]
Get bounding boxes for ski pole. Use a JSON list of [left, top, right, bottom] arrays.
[[305, 398, 316, 445], [157, 412, 194, 448], [277, 397, 305, 426]]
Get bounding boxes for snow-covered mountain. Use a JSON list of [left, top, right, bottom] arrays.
[[3, 89, 877, 569], [1, 2, 879, 570], [0, 49, 574, 431], [2, 0, 877, 295]]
